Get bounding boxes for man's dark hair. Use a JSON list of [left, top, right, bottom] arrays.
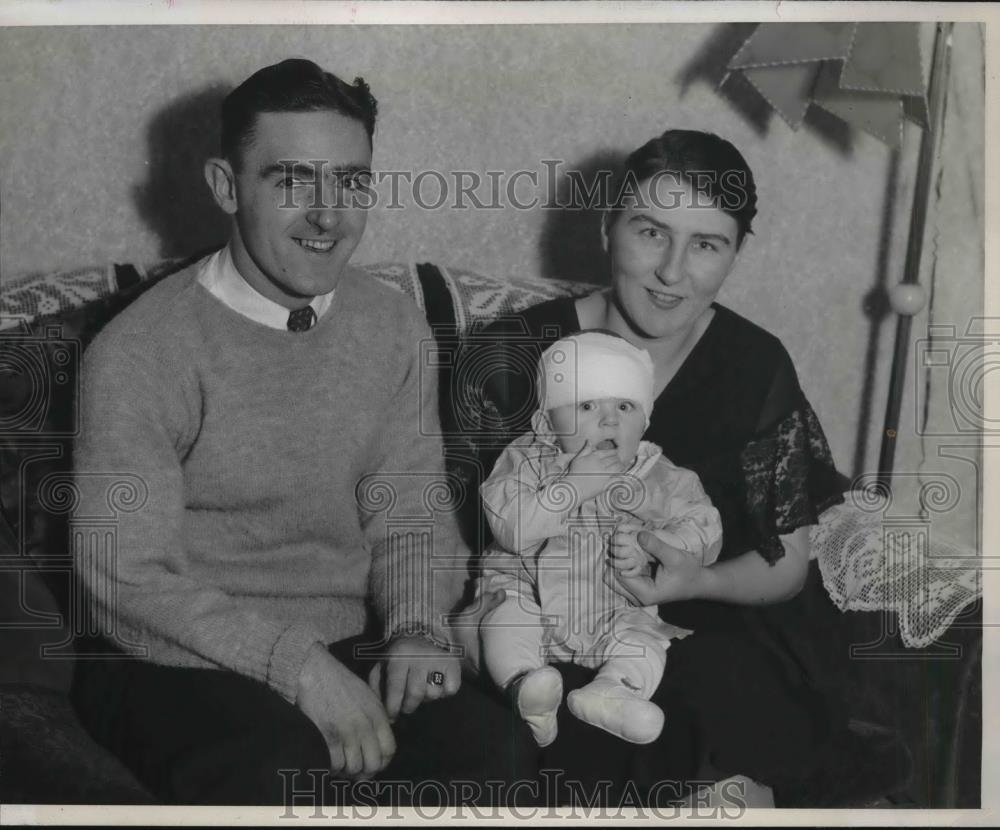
[[612, 129, 758, 246], [221, 58, 378, 170]]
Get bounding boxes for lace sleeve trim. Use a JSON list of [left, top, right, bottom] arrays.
[[740, 403, 842, 564]]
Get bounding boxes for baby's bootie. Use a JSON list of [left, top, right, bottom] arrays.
[[566, 676, 664, 744], [513, 666, 563, 747]]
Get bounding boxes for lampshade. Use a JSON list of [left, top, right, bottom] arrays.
[[725, 22, 928, 148]]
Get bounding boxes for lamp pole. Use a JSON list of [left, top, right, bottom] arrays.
[[876, 22, 954, 490]]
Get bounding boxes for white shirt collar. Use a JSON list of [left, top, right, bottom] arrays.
[[196, 244, 334, 330]]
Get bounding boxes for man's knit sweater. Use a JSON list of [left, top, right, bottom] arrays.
[[74, 257, 464, 703]]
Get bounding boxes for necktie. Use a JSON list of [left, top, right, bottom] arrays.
[[287, 306, 317, 333]]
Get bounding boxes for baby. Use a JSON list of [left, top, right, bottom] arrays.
[[477, 331, 722, 746]]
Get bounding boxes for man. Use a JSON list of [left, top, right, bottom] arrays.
[[71, 58, 527, 806]]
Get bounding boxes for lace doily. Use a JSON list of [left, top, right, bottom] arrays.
[[810, 492, 981, 647]]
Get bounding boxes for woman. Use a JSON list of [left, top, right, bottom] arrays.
[[459, 129, 904, 807]]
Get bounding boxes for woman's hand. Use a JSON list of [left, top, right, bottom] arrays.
[[614, 530, 707, 605], [617, 526, 813, 607]]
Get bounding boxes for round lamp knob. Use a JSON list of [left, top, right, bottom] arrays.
[[889, 282, 927, 316]]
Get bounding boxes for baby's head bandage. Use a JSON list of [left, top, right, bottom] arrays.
[[536, 331, 655, 422]]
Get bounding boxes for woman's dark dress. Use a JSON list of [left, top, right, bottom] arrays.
[[460, 297, 858, 803]]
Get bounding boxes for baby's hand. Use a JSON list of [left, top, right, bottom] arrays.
[[565, 441, 626, 504], [567, 440, 625, 477], [609, 521, 654, 578]]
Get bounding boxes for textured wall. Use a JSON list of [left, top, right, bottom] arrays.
[[0, 23, 985, 548], [889, 23, 986, 553]]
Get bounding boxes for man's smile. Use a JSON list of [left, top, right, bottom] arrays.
[[294, 237, 338, 253]]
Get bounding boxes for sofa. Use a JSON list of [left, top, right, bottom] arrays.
[[0, 255, 982, 807]]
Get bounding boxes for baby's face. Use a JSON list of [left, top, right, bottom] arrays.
[[547, 397, 645, 464]]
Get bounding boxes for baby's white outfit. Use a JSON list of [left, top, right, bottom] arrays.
[[478, 429, 723, 744]]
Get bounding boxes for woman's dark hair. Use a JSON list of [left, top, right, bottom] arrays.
[[612, 129, 758, 246], [221, 58, 379, 170]]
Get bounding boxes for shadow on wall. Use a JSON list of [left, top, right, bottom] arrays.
[[851, 149, 898, 480], [538, 149, 623, 284], [540, 23, 863, 286], [679, 22, 892, 474], [676, 22, 854, 156], [676, 21, 772, 135], [133, 84, 232, 260]]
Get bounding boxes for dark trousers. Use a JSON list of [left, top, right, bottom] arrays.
[[71, 635, 538, 806], [541, 565, 847, 806], [541, 629, 835, 806]]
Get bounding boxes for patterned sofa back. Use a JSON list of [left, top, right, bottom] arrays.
[[1, 256, 591, 334]]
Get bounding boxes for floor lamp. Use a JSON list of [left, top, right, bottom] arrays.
[[723, 21, 955, 490], [876, 22, 954, 490]]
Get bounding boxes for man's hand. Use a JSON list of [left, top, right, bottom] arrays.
[[296, 643, 396, 780], [563, 440, 626, 504], [368, 635, 461, 722], [609, 520, 654, 577]]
